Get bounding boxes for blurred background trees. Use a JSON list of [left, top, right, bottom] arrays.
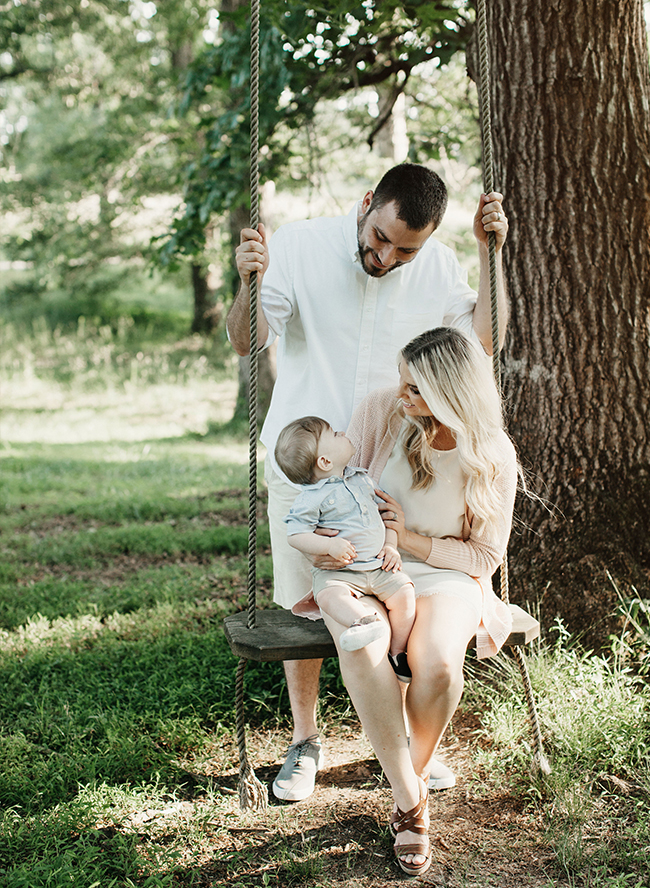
[[0, 0, 215, 332]]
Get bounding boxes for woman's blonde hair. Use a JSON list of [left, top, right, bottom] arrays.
[[399, 327, 510, 531]]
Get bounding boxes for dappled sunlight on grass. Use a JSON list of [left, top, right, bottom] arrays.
[[0, 599, 238, 657], [0, 378, 238, 443]]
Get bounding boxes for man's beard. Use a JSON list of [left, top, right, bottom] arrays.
[[357, 238, 402, 278]]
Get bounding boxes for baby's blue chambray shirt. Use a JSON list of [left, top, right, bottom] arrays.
[[283, 466, 386, 570]]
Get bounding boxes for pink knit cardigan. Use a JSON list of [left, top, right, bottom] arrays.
[[346, 386, 516, 659]]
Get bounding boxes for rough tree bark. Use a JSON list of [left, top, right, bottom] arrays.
[[479, 0, 650, 644]]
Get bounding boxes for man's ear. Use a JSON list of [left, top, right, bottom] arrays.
[[360, 190, 373, 215]]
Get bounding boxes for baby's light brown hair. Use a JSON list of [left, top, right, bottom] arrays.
[[275, 416, 330, 485]]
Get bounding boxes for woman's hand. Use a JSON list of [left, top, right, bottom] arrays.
[[376, 490, 433, 562], [376, 489, 406, 544]]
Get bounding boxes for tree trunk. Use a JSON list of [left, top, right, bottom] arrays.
[[371, 83, 409, 161], [480, 0, 650, 645], [190, 263, 218, 333]]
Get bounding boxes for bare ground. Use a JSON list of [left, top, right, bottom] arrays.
[[176, 713, 564, 888]]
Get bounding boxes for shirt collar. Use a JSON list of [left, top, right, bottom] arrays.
[[345, 200, 362, 264], [304, 464, 368, 490]]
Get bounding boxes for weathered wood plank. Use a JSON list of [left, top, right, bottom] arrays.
[[223, 603, 539, 662], [224, 610, 336, 661]]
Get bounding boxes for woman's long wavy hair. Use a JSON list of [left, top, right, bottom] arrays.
[[398, 327, 512, 532]]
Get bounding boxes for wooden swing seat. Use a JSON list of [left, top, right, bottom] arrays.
[[223, 603, 539, 662]]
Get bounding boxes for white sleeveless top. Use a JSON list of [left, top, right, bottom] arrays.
[[379, 422, 467, 562]]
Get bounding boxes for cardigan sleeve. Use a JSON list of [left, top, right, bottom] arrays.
[[425, 437, 518, 578], [347, 387, 401, 478]]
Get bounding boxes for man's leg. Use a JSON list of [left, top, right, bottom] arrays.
[[265, 456, 326, 801], [284, 657, 322, 744], [271, 657, 325, 801]]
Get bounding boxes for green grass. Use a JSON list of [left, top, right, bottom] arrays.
[[463, 620, 650, 884], [8, 521, 259, 569], [0, 324, 649, 886], [0, 617, 232, 812], [0, 783, 182, 887], [0, 408, 347, 855]]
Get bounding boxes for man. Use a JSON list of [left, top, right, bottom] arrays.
[[227, 163, 508, 802]]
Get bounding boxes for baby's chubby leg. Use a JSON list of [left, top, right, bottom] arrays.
[[383, 582, 416, 657], [317, 584, 388, 652]]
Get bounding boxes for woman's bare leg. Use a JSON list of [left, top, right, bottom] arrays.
[[405, 593, 479, 780], [321, 606, 428, 867]]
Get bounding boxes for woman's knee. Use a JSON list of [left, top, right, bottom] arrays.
[[411, 650, 464, 694]]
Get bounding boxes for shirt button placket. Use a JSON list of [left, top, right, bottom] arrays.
[[353, 277, 378, 406]]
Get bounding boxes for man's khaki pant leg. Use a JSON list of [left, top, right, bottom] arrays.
[[265, 455, 313, 610]]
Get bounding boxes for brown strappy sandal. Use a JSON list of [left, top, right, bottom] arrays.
[[392, 784, 431, 877]]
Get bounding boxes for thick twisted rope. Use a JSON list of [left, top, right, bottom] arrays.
[[247, 0, 260, 634], [476, 0, 549, 775], [476, 0, 501, 392], [235, 0, 268, 810], [236, 659, 267, 809]]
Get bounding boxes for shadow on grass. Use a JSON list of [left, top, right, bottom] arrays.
[[0, 621, 346, 817], [170, 813, 389, 887]]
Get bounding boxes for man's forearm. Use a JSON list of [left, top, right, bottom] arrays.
[[473, 248, 508, 355], [226, 282, 270, 356]]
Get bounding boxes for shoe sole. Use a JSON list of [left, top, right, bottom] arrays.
[[340, 621, 387, 652], [397, 855, 432, 877], [272, 783, 314, 802]]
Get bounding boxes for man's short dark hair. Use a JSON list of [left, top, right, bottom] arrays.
[[369, 163, 448, 232]]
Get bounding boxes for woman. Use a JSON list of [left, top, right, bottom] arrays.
[[318, 327, 517, 877]]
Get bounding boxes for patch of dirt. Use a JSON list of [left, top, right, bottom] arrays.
[[23, 551, 245, 584], [181, 714, 563, 888]]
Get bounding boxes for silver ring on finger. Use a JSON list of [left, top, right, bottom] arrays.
[[496, 212, 503, 222]]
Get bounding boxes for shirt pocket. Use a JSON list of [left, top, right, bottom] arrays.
[[391, 312, 440, 354], [319, 485, 357, 524]]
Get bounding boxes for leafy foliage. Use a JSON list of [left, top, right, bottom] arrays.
[[0, 0, 212, 317], [159, 0, 473, 262]]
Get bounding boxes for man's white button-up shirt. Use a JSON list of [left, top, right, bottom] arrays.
[[260, 202, 478, 483]]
